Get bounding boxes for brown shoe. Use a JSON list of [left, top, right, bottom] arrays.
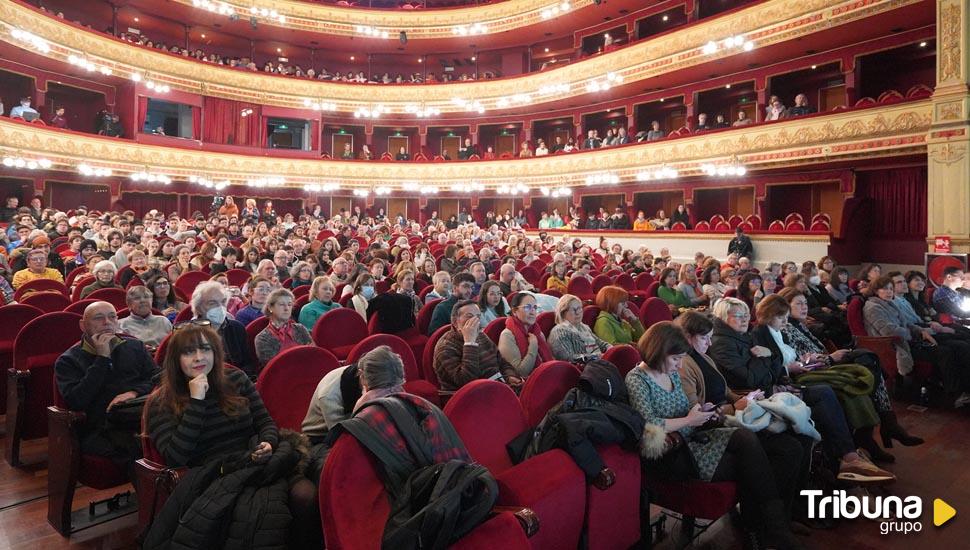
[[837, 454, 896, 485]]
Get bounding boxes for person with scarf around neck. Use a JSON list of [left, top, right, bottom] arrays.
[[498, 292, 553, 377], [79, 259, 122, 299], [254, 288, 312, 367], [299, 275, 341, 331]]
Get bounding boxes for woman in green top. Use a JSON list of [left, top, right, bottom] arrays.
[[592, 286, 646, 344], [657, 267, 691, 315], [298, 275, 341, 330]]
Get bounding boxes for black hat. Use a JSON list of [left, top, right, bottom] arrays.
[[80, 239, 98, 252]]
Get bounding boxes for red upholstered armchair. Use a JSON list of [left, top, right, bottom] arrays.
[[845, 297, 932, 392], [47, 383, 134, 535], [518, 361, 642, 550], [0, 304, 43, 413], [12, 278, 68, 301], [86, 287, 128, 310], [567, 277, 596, 303], [256, 345, 340, 431], [320, 433, 537, 549], [311, 307, 368, 360], [638, 297, 673, 330], [6, 311, 82, 467], [20, 291, 71, 313], [445, 380, 587, 550], [346, 334, 441, 405], [600, 344, 641, 377]]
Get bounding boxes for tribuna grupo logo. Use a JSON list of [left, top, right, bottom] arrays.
[[801, 490, 957, 535]]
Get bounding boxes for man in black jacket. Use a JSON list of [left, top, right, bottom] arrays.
[[727, 226, 754, 260], [54, 301, 158, 468], [190, 281, 258, 377]]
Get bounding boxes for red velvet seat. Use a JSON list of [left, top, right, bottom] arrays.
[[591, 275, 612, 294], [483, 317, 506, 345], [245, 316, 270, 366], [421, 325, 451, 388], [86, 287, 128, 309], [256, 345, 340, 431], [7, 311, 83, 467], [846, 297, 932, 392], [13, 278, 68, 301], [346, 334, 440, 405], [311, 308, 368, 360], [20, 291, 71, 313], [174, 270, 210, 299], [518, 361, 580, 426], [0, 304, 43, 412], [519, 266, 541, 287], [643, 476, 738, 538], [582, 305, 601, 330], [638, 297, 673, 329], [535, 311, 556, 337], [694, 220, 711, 231], [567, 277, 596, 303], [46, 382, 131, 535], [444, 380, 587, 550], [65, 266, 88, 288], [646, 281, 661, 298], [768, 219, 786, 232], [615, 273, 647, 303], [417, 298, 442, 335], [224, 268, 252, 287], [320, 433, 533, 549], [601, 344, 641, 377], [634, 273, 655, 292]]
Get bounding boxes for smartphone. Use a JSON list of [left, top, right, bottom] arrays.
[[700, 402, 717, 412]]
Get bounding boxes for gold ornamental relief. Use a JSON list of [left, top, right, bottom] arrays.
[[929, 142, 967, 165], [939, 2, 963, 83], [0, 0, 923, 111]]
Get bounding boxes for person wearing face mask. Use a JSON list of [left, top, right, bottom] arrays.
[[189, 281, 257, 378], [350, 272, 376, 320], [54, 301, 158, 470]]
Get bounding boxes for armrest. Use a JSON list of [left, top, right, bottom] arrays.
[[492, 505, 539, 537], [592, 467, 616, 490], [134, 458, 188, 531], [853, 335, 900, 386]]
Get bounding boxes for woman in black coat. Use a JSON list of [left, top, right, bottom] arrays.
[[707, 298, 895, 485]]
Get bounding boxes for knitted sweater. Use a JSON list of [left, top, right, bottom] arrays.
[[298, 299, 340, 331], [548, 322, 609, 362], [432, 328, 517, 390], [147, 367, 279, 467]]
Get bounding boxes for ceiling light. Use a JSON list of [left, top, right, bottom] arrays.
[[811, 65, 817, 69], [134, 17, 140, 22], [130, 170, 172, 184], [350, 56, 355, 61], [471, 56, 476, 61], [919, 41, 927, 47], [726, 84, 731, 89], [78, 164, 113, 177], [544, 47, 550, 53], [201, 33, 206, 38], [662, 15, 668, 21]]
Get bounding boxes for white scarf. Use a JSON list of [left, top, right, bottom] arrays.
[[768, 325, 798, 365]]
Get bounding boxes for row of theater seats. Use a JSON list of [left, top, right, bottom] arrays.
[[689, 212, 832, 232]]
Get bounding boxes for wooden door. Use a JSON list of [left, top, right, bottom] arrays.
[[388, 198, 408, 221], [331, 197, 352, 218], [496, 135, 516, 156], [440, 136, 461, 159], [388, 136, 409, 157], [332, 134, 353, 157], [667, 112, 686, 132], [439, 199, 459, 220], [819, 85, 847, 112]]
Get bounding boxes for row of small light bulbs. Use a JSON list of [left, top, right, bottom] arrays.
[[190, 0, 286, 23], [130, 171, 172, 184], [130, 73, 171, 94], [702, 35, 754, 55], [67, 55, 112, 75], [189, 174, 230, 190], [2, 155, 52, 170], [452, 23, 487, 36], [10, 28, 50, 54], [541, 2, 572, 20]]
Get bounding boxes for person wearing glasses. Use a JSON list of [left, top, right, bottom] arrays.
[[54, 301, 158, 470], [235, 276, 273, 327], [119, 286, 173, 351], [188, 281, 258, 377], [498, 292, 553, 378], [708, 297, 896, 485], [146, 273, 186, 321], [548, 294, 611, 363], [432, 299, 521, 391], [12, 247, 64, 289]]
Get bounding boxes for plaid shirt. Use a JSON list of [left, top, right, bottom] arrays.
[[356, 393, 470, 465]]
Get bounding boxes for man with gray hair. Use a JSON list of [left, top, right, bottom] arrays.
[[190, 280, 257, 377], [119, 286, 172, 350]]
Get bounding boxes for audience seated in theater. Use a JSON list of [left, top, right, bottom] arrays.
[[632, 211, 653, 231], [432, 299, 521, 390], [518, 140, 534, 158], [10, 96, 39, 119], [255, 288, 312, 367], [235, 276, 272, 327], [146, 273, 185, 322], [12, 246, 64, 289], [787, 94, 817, 117], [583, 129, 602, 149], [563, 137, 577, 152], [932, 266, 969, 321], [713, 114, 730, 128], [11, 233, 66, 274], [477, 280, 509, 329], [349, 271, 376, 320], [80, 260, 121, 299], [457, 138, 476, 160], [546, 260, 570, 293], [358, 144, 373, 160], [55, 301, 158, 471], [119, 286, 173, 351], [657, 267, 692, 314], [733, 110, 753, 126], [825, 266, 853, 304], [593, 286, 646, 345], [626, 321, 804, 548], [298, 275, 341, 330], [49, 106, 68, 128], [144, 323, 320, 548], [340, 143, 354, 159], [766, 96, 787, 121], [677, 263, 709, 308], [424, 270, 452, 303], [549, 294, 611, 363], [707, 297, 896, 484], [649, 209, 670, 230], [534, 139, 549, 156], [695, 113, 712, 131], [395, 146, 410, 161], [189, 280, 258, 377]]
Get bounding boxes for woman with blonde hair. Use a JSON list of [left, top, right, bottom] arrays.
[[548, 294, 610, 362]]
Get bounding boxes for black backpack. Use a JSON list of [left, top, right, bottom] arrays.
[[337, 396, 498, 550]]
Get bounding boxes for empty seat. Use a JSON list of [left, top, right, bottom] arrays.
[[256, 346, 341, 431], [312, 308, 368, 360]]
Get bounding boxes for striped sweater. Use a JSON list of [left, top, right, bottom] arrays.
[[147, 367, 279, 467]]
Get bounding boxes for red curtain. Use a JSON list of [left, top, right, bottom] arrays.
[[119, 192, 179, 218], [856, 167, 927, 238], [202, 97, 261, 146], [137, 96, 149, 133], [49, 182, 110, 212], [192, 106, 202, 140]]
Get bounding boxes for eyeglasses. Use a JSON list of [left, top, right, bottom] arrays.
[[729, 312, 750, 319], [173, 319, 212, 331], [518, 304, 539, 312]]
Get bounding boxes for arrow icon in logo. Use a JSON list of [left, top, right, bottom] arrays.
[[934, 499, 956, 527]]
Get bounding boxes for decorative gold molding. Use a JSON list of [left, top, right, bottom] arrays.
[[0, 0, 925, 113], [938, 0, 963, 83], [170, 0, 596, 38], [0, 100, 932, 188], [929, 142, 967, 165]]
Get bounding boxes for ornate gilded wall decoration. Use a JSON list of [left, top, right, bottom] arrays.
[[939, 2, 963, 83], [929, 142, 967, 165]]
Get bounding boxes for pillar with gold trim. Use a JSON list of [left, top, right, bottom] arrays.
[[927, 0, 970, 253]]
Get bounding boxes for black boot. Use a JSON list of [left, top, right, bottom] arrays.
[[879, 411, 924, 448], [760, 500, 807, 550], [854, 426, 895, 463]]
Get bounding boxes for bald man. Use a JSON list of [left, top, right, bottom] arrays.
[[54, 301, 158, 467]]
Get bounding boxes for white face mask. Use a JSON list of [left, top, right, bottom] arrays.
[[809, 275, 821, 286], [205, 305, 227, 325], [361, 286, 376, 299]]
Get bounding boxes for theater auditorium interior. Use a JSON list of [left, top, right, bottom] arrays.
[[0, 0, 967, 548]]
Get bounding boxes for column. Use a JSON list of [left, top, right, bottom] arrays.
[[927, 0, 970, 252], [842, 56, 858, 107], [755, 76, 768, 123]]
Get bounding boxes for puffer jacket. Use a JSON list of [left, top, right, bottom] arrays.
[[708, 318, 786, 392], [509, 359, 644, 480], [143, 431, 309, 550]]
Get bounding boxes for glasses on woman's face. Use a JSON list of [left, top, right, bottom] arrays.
[[729, 311, 750, 320], [568, 305, 583, 314], [518, 304, 539, 313]]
